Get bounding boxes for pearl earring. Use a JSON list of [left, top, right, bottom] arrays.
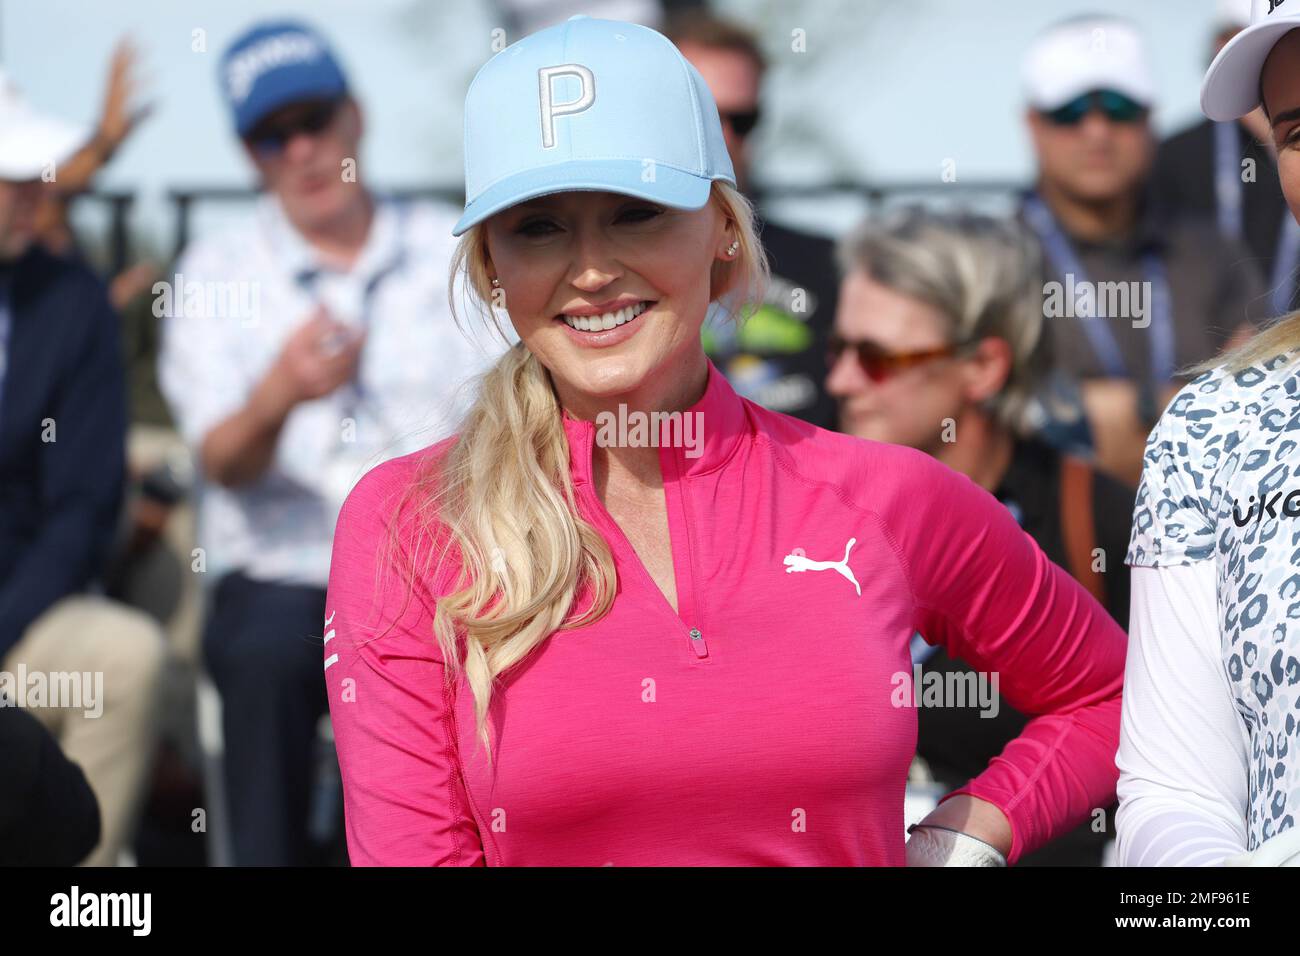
[[726, 240, 740, 257], [491, 277, 500, 287]]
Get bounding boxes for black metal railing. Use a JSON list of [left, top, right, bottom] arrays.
[[73, 180, 1026, 272]]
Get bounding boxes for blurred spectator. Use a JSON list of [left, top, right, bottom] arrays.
[[667, 10, 841, 428], [0, 705, 101, 866], [1019, 15, 1267, 486], [157, 20, 501, 865], [1153, 0, 1297, 317], [827, 206, 1128, 864], [0, 70, 167, 866]]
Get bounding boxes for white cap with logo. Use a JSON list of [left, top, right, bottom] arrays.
[[1022, 17, 1157, 112], [0, 70, 88, 182], [1203, 0, 1300, 120]]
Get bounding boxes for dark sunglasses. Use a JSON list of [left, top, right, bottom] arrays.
[[1041, 89, 1147, 126], [827, 333, 972, 383], [246, 98, 343, 156], [719, 108, 761, 137]]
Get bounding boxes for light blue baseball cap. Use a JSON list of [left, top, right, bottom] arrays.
[[452, 15, 736, 236]]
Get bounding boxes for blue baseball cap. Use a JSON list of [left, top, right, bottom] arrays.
[[220, 20, 349, 137], [452, 15, 736, 236]]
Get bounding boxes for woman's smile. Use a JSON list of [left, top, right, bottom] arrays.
[[555, 299, 657, 347]]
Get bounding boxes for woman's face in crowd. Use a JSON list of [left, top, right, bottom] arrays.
[[483, 190, 732, 411], [826, 269, 973, 451], [1263, 29, 1300, 226]]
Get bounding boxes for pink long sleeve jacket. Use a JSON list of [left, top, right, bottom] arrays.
[[324, 360, 1126, 866]]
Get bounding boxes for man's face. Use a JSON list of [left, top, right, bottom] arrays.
[[1262, 29, 1300, 225], [243, 96, 363, 230], [675, 42, 760, 188], [1027, 91, 1154, 204], [0, 178, 41, 261]]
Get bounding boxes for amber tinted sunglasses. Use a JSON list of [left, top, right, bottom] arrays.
[[826, 333, 974, 382]]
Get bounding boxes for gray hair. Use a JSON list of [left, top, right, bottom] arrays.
[[836, 206, 1054, 438]]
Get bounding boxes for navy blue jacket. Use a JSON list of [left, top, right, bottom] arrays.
[[0, 247, 125, 659]]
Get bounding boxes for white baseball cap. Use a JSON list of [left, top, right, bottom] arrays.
[[1022, 17, 1157, 112], [1203, 0, 1300, 120], [0, 70, 89, 181]]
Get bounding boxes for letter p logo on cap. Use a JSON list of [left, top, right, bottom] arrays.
[[452, 16, 736, 236], [538, 64, 595, 149]]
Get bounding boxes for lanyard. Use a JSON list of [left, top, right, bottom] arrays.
[[292, 201, 409, 419], [1023, 194, 1176, 383], [1214, 120, 1300, 314], [294, 257, 403, 408], [292, 205, 408, 337]]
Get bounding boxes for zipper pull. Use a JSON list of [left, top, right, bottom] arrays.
[[689, 627, 709, 659]]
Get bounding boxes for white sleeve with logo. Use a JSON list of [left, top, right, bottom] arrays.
[[1115, 562, 1250, 866]]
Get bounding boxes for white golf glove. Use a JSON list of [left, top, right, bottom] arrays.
[[906, 823, 1007, 867]]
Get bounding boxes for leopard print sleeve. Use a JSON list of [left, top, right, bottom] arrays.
[[1126, 370, 1236, 567]]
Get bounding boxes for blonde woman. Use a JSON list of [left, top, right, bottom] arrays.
[[1117, 2, 1300, 866], [324, 16, 1126, 866]]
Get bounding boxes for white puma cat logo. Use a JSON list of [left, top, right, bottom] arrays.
[[783, 538, 861, 596]]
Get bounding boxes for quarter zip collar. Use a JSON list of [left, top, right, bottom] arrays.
[[561, 357, 749, 487]]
